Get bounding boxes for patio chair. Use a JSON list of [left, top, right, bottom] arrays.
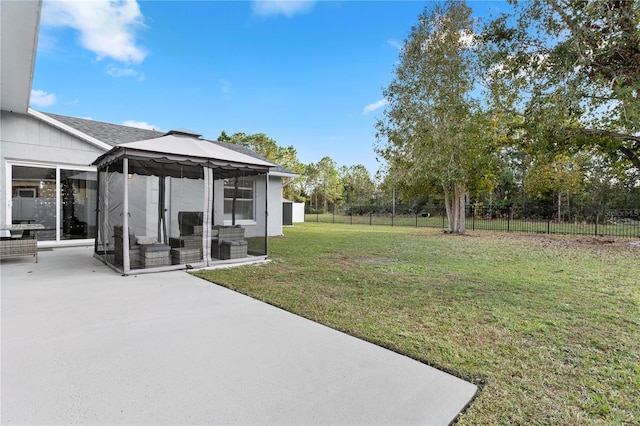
[[114, 226, 142, 269], [211, 225, 246, 259], [171, 211, 206, 262], [178, 211, 203, 236]]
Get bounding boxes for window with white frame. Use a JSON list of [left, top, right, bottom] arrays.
[[9, 163, 97, 242], [223, 175, 254, 222]]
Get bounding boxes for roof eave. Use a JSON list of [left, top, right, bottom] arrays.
[[269, 170, 299, 178], [0, 0, 41, 112], [93, 146, 274, 173], [29, 108, 113, 151]]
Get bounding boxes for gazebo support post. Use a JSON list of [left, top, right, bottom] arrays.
[[202, 167, 214, 265], [158, 175, 168, 244], [265, 172, 269, 256], [94, 170, 101, 255], [122, 158, 130, 273]]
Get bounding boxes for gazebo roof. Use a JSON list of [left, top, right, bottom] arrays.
[[92, 131, 276, 179]]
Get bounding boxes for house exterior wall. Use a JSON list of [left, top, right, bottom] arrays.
[[1, 110, 102, 228], [251, 175, 268, 238], [268, 175, 283, 235], [220, 174, 283, 238], [1, 110, 288, 244]]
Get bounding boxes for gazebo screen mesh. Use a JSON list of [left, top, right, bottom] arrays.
[[96, 157, 268, 272]]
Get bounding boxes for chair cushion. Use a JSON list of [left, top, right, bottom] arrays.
[[137, 236, 159, 245], [221, 240, 248, 246], [140, 244, 171, 253]]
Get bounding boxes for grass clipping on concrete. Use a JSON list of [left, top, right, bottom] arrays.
[[193, 223, 640, 425]]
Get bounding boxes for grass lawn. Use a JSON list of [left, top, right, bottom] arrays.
[[193, 223, 640, 425]]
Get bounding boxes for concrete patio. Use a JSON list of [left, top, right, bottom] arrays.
[[1, 246, 477, 425]]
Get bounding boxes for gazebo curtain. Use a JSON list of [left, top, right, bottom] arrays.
[[95, 156, 269, 274]]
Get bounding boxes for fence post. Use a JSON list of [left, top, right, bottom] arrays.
[[472, 208, 475, 231], [595, 212, 599, 237], [350, 210, 353, 225], [507, 206, 511, 233], [332, 208, 335, 224], [392, 187, 395, 227], [415, 212, 418, 228], [370, 211, 372, 226]]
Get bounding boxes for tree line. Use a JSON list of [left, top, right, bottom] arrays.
[[376, 0, 639, 233], [220, 0, 640, 233], [217, 130, 377, 211]]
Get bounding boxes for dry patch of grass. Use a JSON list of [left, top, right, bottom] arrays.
[[193, 224, 640, 425]]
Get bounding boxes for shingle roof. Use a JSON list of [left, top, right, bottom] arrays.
[[43, 112, 164, 146], [41, 112, 297, 176]]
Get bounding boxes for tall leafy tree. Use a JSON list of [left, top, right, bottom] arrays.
[[316, 157, 343, 212], [303, 158, 343, 212], [340, 164, 376, 208], [375, 1, 497, 233], [217, 131, 300, 171], [302, 162, 321, 208], [523, 152, 587, 219], [482, 0, 640, 173], [218, 131, 306, 200]]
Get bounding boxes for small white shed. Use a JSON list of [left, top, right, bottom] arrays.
[[282, 198, 305, 225]]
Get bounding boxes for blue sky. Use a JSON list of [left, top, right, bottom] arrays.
[[32, 0, 503, 175]]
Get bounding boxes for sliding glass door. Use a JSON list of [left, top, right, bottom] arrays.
[[60, 169, 97, 240], [9, 163, 97, 243]]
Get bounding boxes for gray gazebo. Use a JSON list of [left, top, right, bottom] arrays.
[[92, 130, 275, 274]]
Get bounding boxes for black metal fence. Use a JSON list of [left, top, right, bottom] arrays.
[[304, 204, 640, 239]]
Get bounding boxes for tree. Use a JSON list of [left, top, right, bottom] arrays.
[[482, 0, 640, 174], [316, 157, 343, 212], [302, 162, 321, 209], [583, 157, 640, 207], [218, 131, 306, 201], [523, 153, 587, 220], [375, 1, 498, 234], [340, 165, 376, 210], [304, 157, 342, 213]]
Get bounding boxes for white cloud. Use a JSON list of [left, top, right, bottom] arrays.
[[387, 39, 402, 51], [122, 120, 159, 131], [362, 99, 388, 115], [107, 66, 136, 77], [252, 1, 316, 18], [30, 89, 57, 107], [106, 65, 145, 81], [42, 0, 147, 64]]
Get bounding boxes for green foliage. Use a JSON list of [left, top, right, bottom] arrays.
[[523, 153, 587, 199], [217, 131, 302, 173], [340, 165, 376, 207], [375, 1, 501, 233], [482, 0, 640, 173], [218, 131, 306, 201], [304, 157, 344, 212]]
